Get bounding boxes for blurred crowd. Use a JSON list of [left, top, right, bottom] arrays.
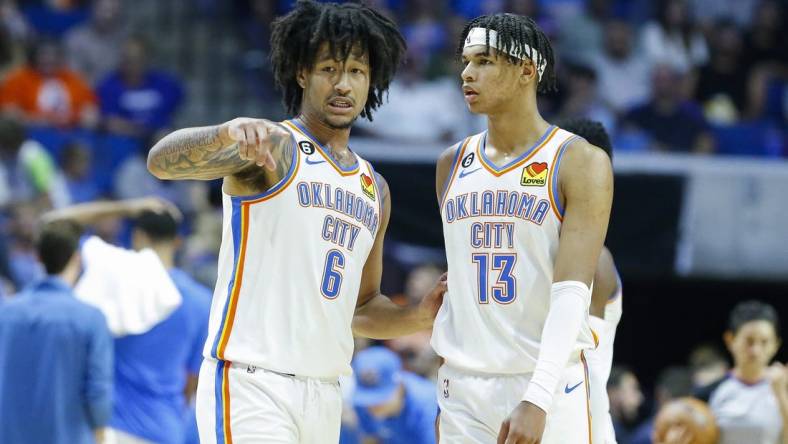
[[0, 0, 786, 443], [0, 0, 784, 293]]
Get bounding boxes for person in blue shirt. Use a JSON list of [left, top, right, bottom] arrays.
[[0, 219, 113, 444], [44, 198, 212, 444], [97, 35, 184, 140], [352, 346, 438, 444]]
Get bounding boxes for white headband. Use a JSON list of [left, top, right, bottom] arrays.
[[463, 27, 546, 81]]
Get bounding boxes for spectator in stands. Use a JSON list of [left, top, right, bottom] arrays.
[[0, 0, 31, 43], [238, 0, 278, 104], [696, 300, 788, 444], [0, 219, 113, 444], [640, 0, 708, 74], [60, 141, 99, 203], [20, 0, 90, 37], [64, 0, 128, 85], [97, 35, 185, 140], [0, 116, 69, 208], [557, 63, 616, 133], [352, 346, 438, 444], [742, 0, 786, 70], [353, 55, 471, 143], [0, 38, 98, 128], [592, 18, 652, 114], [694, 20, 749, 124], [608, 365, 645, 443], [43, 198, 212, 444], [558, 0, 612, 65], [630, 367, 694, 444], [688, 0, 758, 30], [741, 0, 786, 123], [400, 0, 448, 74], [0, 0, 30, 78], [620, 64, 715, 153], [688, 344, 729, 388]]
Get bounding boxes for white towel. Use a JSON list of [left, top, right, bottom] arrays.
[[75, 235, 182, 336]]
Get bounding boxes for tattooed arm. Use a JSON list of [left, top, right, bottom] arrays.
[[147, 118, 294, 193]]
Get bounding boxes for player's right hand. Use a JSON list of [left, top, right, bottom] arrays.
[[222, 118, 290, 171], [767, 362, 788, 396], [498, 401, 546, 444]]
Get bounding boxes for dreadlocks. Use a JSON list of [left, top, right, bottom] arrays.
[[270, 0, 406, 121], [458, 13, 557, 93]]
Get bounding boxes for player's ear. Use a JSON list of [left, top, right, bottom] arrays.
[[520, 60, 536, 85], [722, 331, 734, 351], [297, 67, 307, 89]]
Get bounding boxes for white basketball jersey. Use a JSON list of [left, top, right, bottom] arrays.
[[203, 119, 382, 379], [431, 125, 596, 374]]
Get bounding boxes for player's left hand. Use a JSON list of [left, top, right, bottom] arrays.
[[498, 401, 546, 444], [416, 272, 447, 327]]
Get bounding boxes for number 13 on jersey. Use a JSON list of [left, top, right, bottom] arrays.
[[472, 253, 517, 304]]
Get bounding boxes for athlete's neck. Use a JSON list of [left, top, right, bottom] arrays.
[[296, 113, 351, 155], [485, 107, 550, 155], [733, 365, 766, 384]]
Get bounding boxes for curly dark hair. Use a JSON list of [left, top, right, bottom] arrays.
[[270, 0, 406, 121], [458, 13, 557, 93]]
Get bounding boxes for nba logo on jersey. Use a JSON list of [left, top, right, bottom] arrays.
[[360, 173, 376, 200], [520, 162, 548, 186]]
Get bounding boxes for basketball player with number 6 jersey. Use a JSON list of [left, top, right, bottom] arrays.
[[147, 2, 446, 443], [432, 14, 613, 444]]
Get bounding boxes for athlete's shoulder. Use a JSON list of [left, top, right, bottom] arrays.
[[558, 137, 612, 186]]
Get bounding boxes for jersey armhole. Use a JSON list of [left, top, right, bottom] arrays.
[[438, 139, 470, 208], [548, 135, 582, 221]]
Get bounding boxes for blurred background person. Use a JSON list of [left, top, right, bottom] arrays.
[[592, 18, 652, 115], [0, 219, 113, 444], [696, 300, 788, 444], [44, 198, 211, 444], [0, 38, 98, 128], [688, 345, 730, 389], [0, 116, 68, 208], [64, 0, 128, 85], [96, 35, 184, 141], [639, 0, 708, 74], [630, 366, 695, 444], [351, 346, 438, 444], [609, 365, 646, 443], [619, 64, 715, 153]]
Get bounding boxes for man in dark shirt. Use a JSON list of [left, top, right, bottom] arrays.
[[0, 219, 113, 444], [622, 64, 715, 153]]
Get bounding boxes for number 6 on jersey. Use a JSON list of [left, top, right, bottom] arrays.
[[471, 253, 517, 304], [321, 249, 345, 299]]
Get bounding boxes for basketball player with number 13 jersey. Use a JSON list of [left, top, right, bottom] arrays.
[[432, 13, 613, 444]]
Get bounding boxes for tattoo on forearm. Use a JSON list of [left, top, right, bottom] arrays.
[[149, 126, 249, 179]]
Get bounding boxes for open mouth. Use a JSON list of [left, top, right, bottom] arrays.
[[328, 97, 354, 111]]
